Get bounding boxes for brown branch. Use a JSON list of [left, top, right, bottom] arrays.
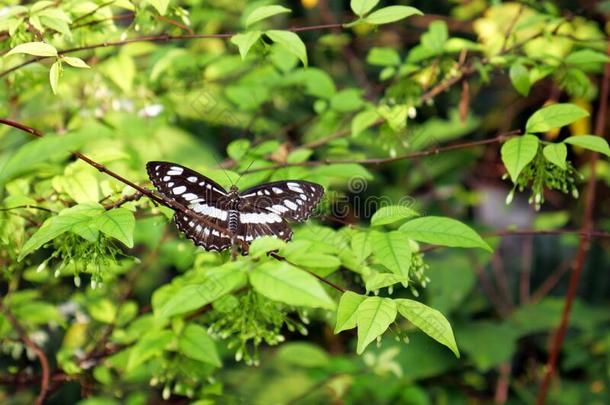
[[0, 118, 235, 240], [536, 41, 610, 405], [103, 191, 143, 210], [241, 131, 520, 174], [0, 303, 50, 405], [0, 23, 344, 79]]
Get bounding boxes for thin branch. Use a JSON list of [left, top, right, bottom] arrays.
[[0, 118, 242, 244], [0, 303, 50, 405], [103, 191, 143, 210], [536, 41, 610, 405], [241, 131, 520, 174], [0, 23, 343, 79]]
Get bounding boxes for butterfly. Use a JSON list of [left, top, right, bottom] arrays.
[[146, 161, 324, 254]]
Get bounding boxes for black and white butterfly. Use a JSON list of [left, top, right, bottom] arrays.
[[146, 161, 324, 253]]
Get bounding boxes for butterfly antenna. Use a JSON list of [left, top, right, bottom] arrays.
[[211, 154, 235, 187], [235, 159, 256, 188]]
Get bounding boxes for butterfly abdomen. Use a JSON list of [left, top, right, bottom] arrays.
[[228, 210, 239, 233]]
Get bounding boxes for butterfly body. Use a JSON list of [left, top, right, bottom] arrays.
[[146, 161, 324, 253]]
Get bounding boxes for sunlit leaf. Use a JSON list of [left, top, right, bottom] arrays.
[[245, 5, 291, 27], [395, 299, 459, 357], [356, 296, 397, 354], [542, 143, 567, 169], [399, 216, 492, 252], [500, 135, 539, 181], [564, 135, 610, 157], [525, 103, 590, 133], [335, 291, 366, 333]]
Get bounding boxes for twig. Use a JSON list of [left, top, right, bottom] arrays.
[[0, 303, 50, 405], [0, 23, 344, 79], [103, 191, 143, 210], [536, 41, 610, 405], [0, 118, 240, 243], [530, 260, 571, 304], [241, 131, 520, 174]]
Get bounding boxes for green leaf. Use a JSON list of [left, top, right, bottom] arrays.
[[249, 261, 335, 309], [370, 231, 412, 279], [350, 231, 373, 264], [230, 31, 262, 60], [285, 251, 341, 270], [18, 203, 105, 260], [49, 60, 60, 95], [364, 272, 406, 292], [0, 130, 96, 184], [367, 47, 401, 66], [335, 291, 366, 333], [276, 342, 330, 367], [509, 62, 530, 96], [543, 143, 568, 169], [399, 216, 492, 252], [356, 297, 397, 354], [564, 135, 610, 157], [147, 0, 169, 15], [178, 324, 221, 367], [265, 30, 307, 67], [525, 103, 590, 133], [62, 56, 90, 69], [350, 0, 379, 17], [565, 49, 610, 65], [371, 205, 419, 226], [93, 208, 135, 248], [6, 41, 57, 57], [127, 330, 173, 371], [395, 299, 459, 357], [500, 134, 539, 181], [157, 263, 247, 318], [351, 109, 380, 137], [245, 5, 291, 27], [420, 20, 447, 53], [363, 6, 423, 25], [249, 236, 286, 258]]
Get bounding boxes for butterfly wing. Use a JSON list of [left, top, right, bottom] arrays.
[[147, 161, 233, 251], [238, 180, 324, 222]]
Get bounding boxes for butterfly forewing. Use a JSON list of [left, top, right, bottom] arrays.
[[239, 180, 324, 222]]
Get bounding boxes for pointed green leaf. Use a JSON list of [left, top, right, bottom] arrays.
[[249, 236, 286, 258], [18, 203, 104, 261], [265, 30, 307, 67], [350, 0, 379, 17], [334, 291, 366, 333], [564, 135, 610, 157], [351, 231, 373, 264], [363, 6, 423, 25], [542, 143, 567, 169], [565, 49, 610, 65], [157, 263, 247, 318], [396, 299, 459, 357], [525, 103, 589, 133], [93, 208, 135, 248], [230, 31, 262, 60], [49, 60, 60, 95], [371, 205, 419, 226], [250, 261, 335, 309], [509, 62, 530, 96], [127, 330, 173, 371], [147, 0, 169, 15], [245, 5, 291, 27], [370, 231, 412, 279], [0, 130, 97, 184], [356, 297, 397, 354], [351, 109, 380, 137], [501, 134, 539, 181], [6, 41, 57, 57], [399, 216, 492, 252], [62, 56, 90, 68], [178, 324, 221, 367]]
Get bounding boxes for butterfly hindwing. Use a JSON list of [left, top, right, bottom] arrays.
[[239, 180, 324, 223], [174, 213, 232, 252]]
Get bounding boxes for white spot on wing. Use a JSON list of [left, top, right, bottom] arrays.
[[284, 200, 298, 210], [187, 176, 197, 182], [173, 186, 186, 195], [272, 187, 283, 194]]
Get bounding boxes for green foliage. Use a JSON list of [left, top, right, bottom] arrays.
[[1, 1, 609, 403]]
